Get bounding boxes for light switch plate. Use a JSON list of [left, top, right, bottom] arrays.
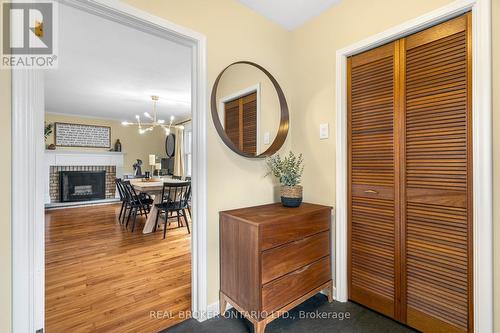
[[320, 123, 329, 139], [263, 132, 270, 144]]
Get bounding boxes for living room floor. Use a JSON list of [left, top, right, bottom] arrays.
[[162, 295, 416, 333], [45, 204, 192, 333]]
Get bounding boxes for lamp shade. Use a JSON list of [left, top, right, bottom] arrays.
[[149, 154, 156, 166], [155, 163, 161, 170]]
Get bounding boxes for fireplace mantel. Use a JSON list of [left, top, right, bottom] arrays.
[[44, 150, 125, 204]]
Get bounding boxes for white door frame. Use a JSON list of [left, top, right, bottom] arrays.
[[11, 1, 208, 332], [334, 0, 493, 332]]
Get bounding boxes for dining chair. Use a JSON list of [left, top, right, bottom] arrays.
[[154, 182, 191, 239], [116, 178, 141, 225], [122, 180, 154, 232], [115, 178, 127, 223], [185, 181, 192, 220], [172, 175, 182, 180]]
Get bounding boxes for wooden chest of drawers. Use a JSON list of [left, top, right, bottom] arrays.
[[219, 203, 333, 333]]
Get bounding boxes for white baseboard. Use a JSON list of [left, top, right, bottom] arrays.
[[319, 285, 337, 300], [203, 301, 233, 321]]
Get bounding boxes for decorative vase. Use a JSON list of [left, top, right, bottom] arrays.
[[280, 185, 303, 207], [114, 139, 122, 152]]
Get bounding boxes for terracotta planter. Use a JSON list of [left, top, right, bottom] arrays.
[[280, 185, 303, 207]]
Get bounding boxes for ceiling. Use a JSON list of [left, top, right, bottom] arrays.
[[44, 3, 192, 122], [238, 0, 341, 30]]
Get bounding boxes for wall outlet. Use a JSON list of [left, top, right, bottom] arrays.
[[320, 123, 329, 139], [263, 132, 270, 144]]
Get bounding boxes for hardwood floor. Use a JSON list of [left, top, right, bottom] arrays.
[[45, 203, 192, 333]]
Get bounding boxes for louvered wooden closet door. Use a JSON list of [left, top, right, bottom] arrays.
[[223, 92, 257, 155], [348, 42, 399, 319], [402, 14, 472, 333], [348, 13, 472, 333], [224, 99, 241, 147], [242, 92, 257, 154]]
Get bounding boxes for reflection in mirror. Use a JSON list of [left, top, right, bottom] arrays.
[[215, 63, 281, 156]]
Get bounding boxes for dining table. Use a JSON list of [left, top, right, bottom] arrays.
[[130, 177, 188, 234]]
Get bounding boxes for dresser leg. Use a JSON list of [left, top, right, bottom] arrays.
[[326, 284, 334, 303], [254, 320, 267, 333], [220, 292, 228, 316]]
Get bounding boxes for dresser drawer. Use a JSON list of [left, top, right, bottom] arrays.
[[260, 209, 330, 250], [261, 256, 331, 313], [261, 231, 330, 284]]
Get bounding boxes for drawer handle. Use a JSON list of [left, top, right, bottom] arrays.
[[293, 264, 312, 275], [294, 237, 309, 245], [364, 189, 378, 194]]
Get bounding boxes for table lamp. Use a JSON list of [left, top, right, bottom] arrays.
[[155, 163, 161, 177], [149, 154, 156, 175]]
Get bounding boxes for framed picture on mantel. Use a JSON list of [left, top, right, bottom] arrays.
[[54, 122, 111, 148]]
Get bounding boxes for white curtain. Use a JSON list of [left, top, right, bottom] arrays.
[[173, 127, 185, 177]]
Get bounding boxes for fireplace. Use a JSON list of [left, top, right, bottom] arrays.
[[59, 171, 106, 202]]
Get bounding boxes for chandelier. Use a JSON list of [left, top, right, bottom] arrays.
[[121, 95, 182, 135]]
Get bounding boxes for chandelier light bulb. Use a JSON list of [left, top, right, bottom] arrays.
[[158, 119, 165, 124], [121, 121, 129, 126], [144, 112, 152, 119], [135, 115, 140, 119]]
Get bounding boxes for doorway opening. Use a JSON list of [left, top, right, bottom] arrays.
[[11, 1, 207, 332]]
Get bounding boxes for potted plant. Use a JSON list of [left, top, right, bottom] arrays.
[[44, 122, 56, 150], [266, 151, 304, 207]]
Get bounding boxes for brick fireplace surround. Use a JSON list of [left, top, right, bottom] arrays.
[[49, 166, 116, 203], [44, 150, 124, 205]]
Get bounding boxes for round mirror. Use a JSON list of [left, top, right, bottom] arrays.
[[211, 61, 289, 158], [165, 133, 175, 157]]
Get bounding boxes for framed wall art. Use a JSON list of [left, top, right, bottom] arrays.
[[54, 122, 111, 148]]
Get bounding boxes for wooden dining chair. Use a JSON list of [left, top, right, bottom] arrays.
[[154, 182, 191, 239], [115, 178, 127, 223], [185, 181, 192, 220], [117, 178, 136, 225], [122, 181, 154, 232], [172, 175, 182, 180]]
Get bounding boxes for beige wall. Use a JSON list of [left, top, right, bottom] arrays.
[[44, 114, 167, 174], [0, 69, 11, 333]]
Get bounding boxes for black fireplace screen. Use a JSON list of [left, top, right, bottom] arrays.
[[60, 171, 106, 202]]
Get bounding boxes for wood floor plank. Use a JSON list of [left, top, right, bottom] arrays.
[[45, 204, 192, 333]]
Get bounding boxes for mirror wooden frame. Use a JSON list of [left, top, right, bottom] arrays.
[[211, 61, 289, 158]]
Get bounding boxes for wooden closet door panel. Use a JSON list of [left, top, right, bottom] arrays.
[[242, 92, 257, 154], [403, 14, 471, 333], [224, 99, 241, 147], [348, 42, 398, 318]]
